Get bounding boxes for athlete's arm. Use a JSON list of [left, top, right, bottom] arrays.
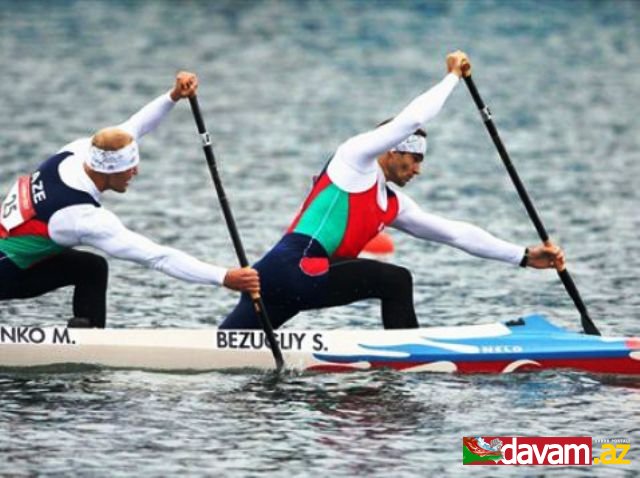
[[50, 206, 228, 285], [115, 93, 176, 140], [328, 73, 459, 191], [116, 72, 198, 140], [390, 192, 525, 265]]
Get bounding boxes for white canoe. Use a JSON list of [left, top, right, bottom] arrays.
[[1, 314, 639, 375]]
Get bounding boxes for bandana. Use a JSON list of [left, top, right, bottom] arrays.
[[87, 141, 140, 173], [391, 134, 427, 156]]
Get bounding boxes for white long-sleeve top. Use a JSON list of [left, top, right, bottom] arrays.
[[47, 92, 227, 285], [327, 73, 525, 265]]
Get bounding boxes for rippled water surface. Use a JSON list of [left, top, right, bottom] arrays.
[[1, 1, 639, 476]]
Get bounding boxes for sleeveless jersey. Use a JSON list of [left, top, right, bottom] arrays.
[[287, 169, 399, 258], [0, 152, 100, 269]]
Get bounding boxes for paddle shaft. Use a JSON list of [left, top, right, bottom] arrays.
[[462, 74, 600, 336], [188, 95, 285, 370]]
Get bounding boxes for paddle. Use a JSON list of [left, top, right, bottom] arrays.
[[188, 95, 285, 370], [460, 64, 601, 336]]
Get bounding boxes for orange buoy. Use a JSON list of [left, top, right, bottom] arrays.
[[361, 231, 395, 256]]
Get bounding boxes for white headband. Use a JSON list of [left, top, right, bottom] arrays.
[[87, 141, 140, 173], [391, 134, 427, 156]]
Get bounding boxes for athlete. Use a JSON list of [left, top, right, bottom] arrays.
[[0, 72, 259, 328], [221, 51, 565, 331]]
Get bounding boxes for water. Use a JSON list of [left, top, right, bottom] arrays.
[[1, 0, 639, 475]]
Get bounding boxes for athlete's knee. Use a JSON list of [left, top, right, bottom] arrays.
[[385, 264, 413, 290], [94, 255, 108, 282], [79, 252, 108, 283], [220, 295, 261, 330], [91, 253, 108, 273]]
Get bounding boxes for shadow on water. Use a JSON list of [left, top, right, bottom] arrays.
[[214, 370, 445, 475], [0, 370, 120, 414], [206, 368, 639, 476], [1, 366, 639, 476]]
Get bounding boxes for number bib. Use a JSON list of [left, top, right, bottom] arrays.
[[0, 176, 36, 231]]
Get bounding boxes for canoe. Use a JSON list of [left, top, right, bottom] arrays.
[[0, 314, 638, 374]]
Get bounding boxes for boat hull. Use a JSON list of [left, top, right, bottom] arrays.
[[1, 314, 639, 375]]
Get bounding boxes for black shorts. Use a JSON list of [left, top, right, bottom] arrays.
[[0, 249, 108, 327]]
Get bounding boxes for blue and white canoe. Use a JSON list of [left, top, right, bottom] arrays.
[[0, 314, 638, 375]]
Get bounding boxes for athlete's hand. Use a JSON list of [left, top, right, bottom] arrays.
[[446, 50, 470, 78], [223, 267, 260, 294], [170, 71, 198, 101], [525, 242, 566, 270]]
